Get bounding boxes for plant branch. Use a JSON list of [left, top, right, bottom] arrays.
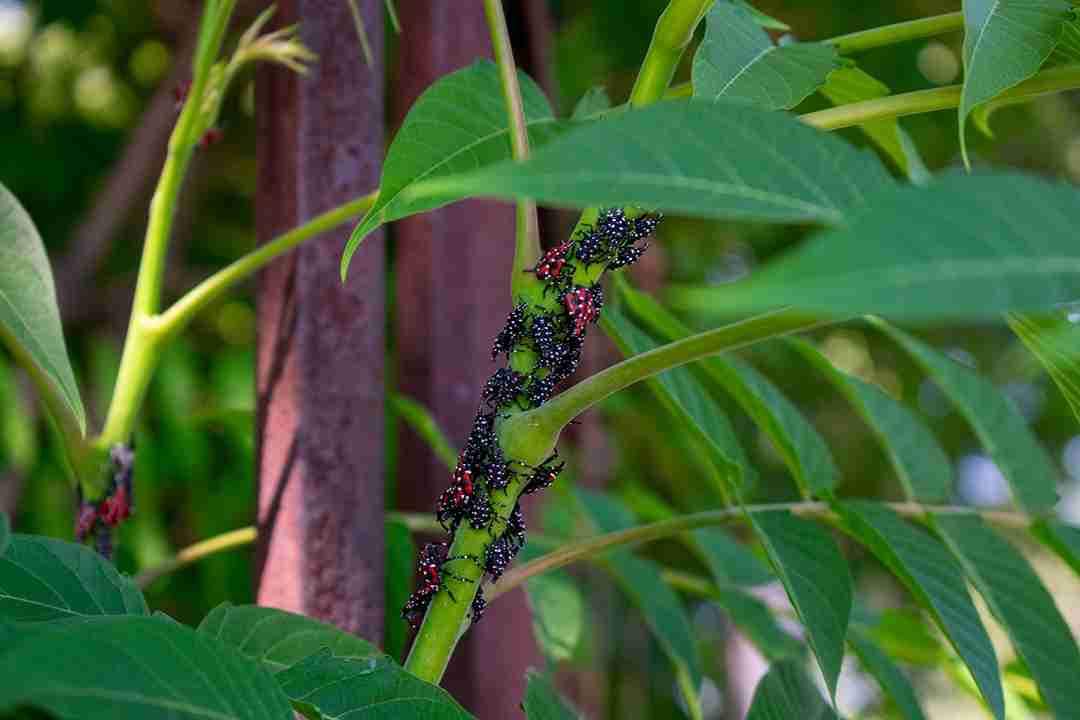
[[487, 501, 1033, 600], [630, 0, 714, 108]]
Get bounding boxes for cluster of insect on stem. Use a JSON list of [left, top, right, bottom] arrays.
[[75, 443, 136, 559], [402, 207, 661, 631]]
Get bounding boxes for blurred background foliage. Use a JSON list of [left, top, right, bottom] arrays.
[[2, 1, 1079, 717]]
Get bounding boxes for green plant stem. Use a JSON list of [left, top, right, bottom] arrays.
[[156, 191, 377, 339], [487, 502, 1032, 601], [630, 0, 714, 108]]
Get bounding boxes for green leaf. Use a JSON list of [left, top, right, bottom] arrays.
[[933, 513, 1080, 718], [391, 393, 456, 471], [834, 501, 1004, 720], [857, 607, 947, 667], [525, 571, 585, 663], [0, 615, 294, 719], [849, 632, 927, 720], [522, 670, 582, 720], [1032, 519, 1080, 575], [384, 519, 415, 661], [690, 528, 774, 587], [197, 604, 382, 673], [673, 173, 1080, 321], [619, 283, 837, 497], [576, 490, 702, 717], [0, 515, 7, 557], [746, 660, 838, 720], [733, 0, 790, 30], [0, 183, 85, 435], [749, 510, 851, 700], [876, 321, 1058, 512], [604, 308, 752, 498], [788, 338, 952, 503], [571, 86, 611, 119], [960, 0, 1071, 163], [692, 3, 840, 110], [408, 100, 893, 226], [0, 534, 148, 623], [276, 649, 473, 720], [712, 585, 802, 661], [1007, 311, 1080, 424], [343, 61, 559, 276], [819, 66, 928, 181]]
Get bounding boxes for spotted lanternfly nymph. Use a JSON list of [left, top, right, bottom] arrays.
[[525, 373, 557, 407], [483, 367, 525, 409], [607, 243, 648, 270], [402, 541, 476, 629], [482, 448, 512, 491], [470, 587, 487, 623], [630, 212, 661, 240], [492, 303, 529, 360], [436, 464, 476, 530], [563, 285, 602, 337], [596, 208, 632, 241], [522, 454, 565, 495], [574, 228, 607, 265], [483, 534, 518, 582], [101, 443, 135, 526], [526, 240, 574, 283], [461, 411, 497, 467]]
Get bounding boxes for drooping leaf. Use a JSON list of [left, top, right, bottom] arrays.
[[522, 670, 582, 720], [692, 3, 841, 110], [571, 86, 611, 119], [1032, 519, 1080, 575], [876, 321, 1058, 512], [834, 501, 1004, 720], [789, 338, 952, 503], [274, 649, 473, 720], [619, 283, 838, 497], [524, 567, 585, 663], [197, 604, 383, 673], [0, 534, 148, 623], [384, 519, 415, 660], [576, 490, 702, 717], [407, 100, 893, 226], [0, 615, 294, 719], [0, 183, 85, 435], [711, 585, 802, 661], [343, 60, 560, 275], [674, 173, 1080, 321], [604, 308, 752, 498], [1007, 311, 1080, 424], [749, 510, 851, 700], [933, 513, 1080, 718], [960, 0, 1070, 163], [819, 66, 929, 181], [849, 632, 927, 720], [746, 660, 838, 720], [690, 528, 774, 587]]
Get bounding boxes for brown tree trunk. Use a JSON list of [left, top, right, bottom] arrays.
[[391, 1, 543, 715], [253, 0, 385, 642]]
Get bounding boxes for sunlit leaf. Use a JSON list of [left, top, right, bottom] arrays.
[[198, 604, 382, 673], [960, 0, 1070, 163], [746, 660, 838, 720], [0, 534, 148, 623], [876, 321, 1058, 512], [408, 100, 893, 226], [343, 60, 560, 275], [674, 174, 1080, 321], [850, 632, 927, 720], [522, 670, 582, 720], [835, 501, 1004, 720], [693, 3, 840, 110], [789, 338, 952, 503], [0, 616, 293, 719], [750, 510, 851, 700], [934, 513, 1080, 718], [524, 565, 585, 663], [276, 649, 473, 720], [0, 183, 85, 435]]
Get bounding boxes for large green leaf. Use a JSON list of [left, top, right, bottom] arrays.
[[877, 322, 1058, 512], [690, 528, 773, 587], [0, 615, 294, 719], [749, 510, 851, 701], [673, 173, 1080, 320], [1007, 311, 1080, 424], [819, 66, 928, 181], [619, 283, 838, 496], [604, 309, 752, 498], [849, 632, 927, 720], [789, 338, 952, 503], [197, 604, 382, 673], [933, 513, 1080, 717], [692, 3, 840, 110], [835, 501, 1004, 720], [577, 490, 702, 717], [408, 100, 893, 226], [342, 60, 560, 275], [522, 670, 582, 720], [0, 183, 84, 435], [521, 552, 585, 663], [745, 660, 838, 720], [0, 534, 148, 623], [960, 0, 1071, 162], [273, 649, 473, 720], [1033, 519, 1080, 575]]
